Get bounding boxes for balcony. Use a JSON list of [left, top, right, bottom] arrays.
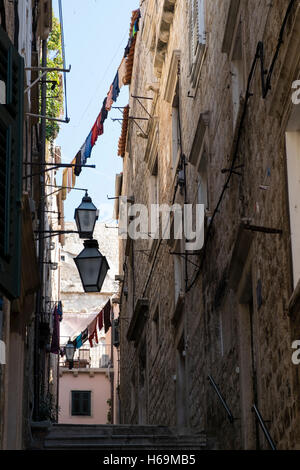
[[60, 343, 112, 371]]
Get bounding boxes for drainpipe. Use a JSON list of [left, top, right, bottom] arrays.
[[33, 38, 47, 421], [13, 0, 19, 49], [177, 63, 191, 431], [110, 308, 114, 424]]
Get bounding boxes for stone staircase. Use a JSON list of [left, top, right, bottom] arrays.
[[31, 423, 207, 450]]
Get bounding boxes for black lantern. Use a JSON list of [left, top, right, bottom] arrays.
[[74, 239, 110, 293], [65, 338, 75, 370], [74, 192, 99, 239]]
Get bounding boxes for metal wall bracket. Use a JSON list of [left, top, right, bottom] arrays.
[[26, 113, 70, 123], [24, 65, 71, 94], [23, 163, 95, 180]]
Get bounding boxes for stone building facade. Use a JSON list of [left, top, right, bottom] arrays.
[[0, 0, 65, 449], [118, 0, 300, 450]]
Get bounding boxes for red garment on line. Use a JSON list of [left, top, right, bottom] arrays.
[[88, 317, 98, 347], [98, 310, 104, 331], [91, 112, 104, 147]]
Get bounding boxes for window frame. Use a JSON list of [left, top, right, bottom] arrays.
[[71, 390, 92, 417], [285, 128, 300, 290]]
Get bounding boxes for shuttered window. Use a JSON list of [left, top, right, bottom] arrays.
[[189, 0, 206, 87], [0, 26, 24, 299], [71, 391, 91, 416]]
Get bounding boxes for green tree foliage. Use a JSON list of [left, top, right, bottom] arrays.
[[44, 14, 64, 142]]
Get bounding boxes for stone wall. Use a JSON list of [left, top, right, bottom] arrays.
[[118, 0, 300, 450]]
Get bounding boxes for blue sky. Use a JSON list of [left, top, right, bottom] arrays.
[[52, 0, 139, 221]]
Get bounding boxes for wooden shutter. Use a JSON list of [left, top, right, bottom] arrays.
[[189, 0, 198, 64], [0, 26, 24, 299], [71, 391, 91, 416], [189, 0, 206, 87], [192, 0, 206, 59], [197, 0, 206, 45]]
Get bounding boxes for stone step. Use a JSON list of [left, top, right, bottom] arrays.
[[33, 424, 207, 450], [44, 437, 206, 450], [47, 424, 173, 436], [44, 444, 205, 450]]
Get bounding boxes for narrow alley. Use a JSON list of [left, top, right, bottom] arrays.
[[0, 0, 300, 459]]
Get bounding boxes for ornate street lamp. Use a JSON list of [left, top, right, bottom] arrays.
[[74, 192, 99, 239], [74, 239, 110, 293], [65, 338, 75, 370]]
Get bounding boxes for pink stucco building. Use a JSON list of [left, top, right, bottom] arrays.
[[59, 368, 111, 425], [58, 223, 120, 425]]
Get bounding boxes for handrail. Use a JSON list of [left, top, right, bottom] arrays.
[[207, 375, 234, 424], [252, 404, 277, 450]]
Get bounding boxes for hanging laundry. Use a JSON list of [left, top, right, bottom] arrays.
[[74, 150, 82, 177], [101, 98, 108, 123], [118, 57, 127, 89], [80, 142, 87, 165], [91, 111, 104, 147], [96, 112, 104, 135], [88, 317, 98, 347], [71, 157, 76, 188], [62, 169, 68, 200], [106, 84, 114, 111], [57, 301, 63, 322], [66, 8, 141, 187], [75, 333, 83, 349], [132, 18, 139, 37], [103, 300, 112, 333], [50, 305, 60, 354], [112, 72, 120, 102], [81, 328, 88, 344], [84, 131, 93, 160], [67, 166, 73, 193], [98, 309, 104, 332], [91, 121, 98, 148]]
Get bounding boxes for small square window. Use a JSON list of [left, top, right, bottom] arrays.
[[71, 390, 91, 416], [61, 255, 65, 261]]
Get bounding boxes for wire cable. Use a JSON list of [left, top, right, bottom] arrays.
[[186, 0, 297, 293]]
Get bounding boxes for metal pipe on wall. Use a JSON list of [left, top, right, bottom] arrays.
[[33, 38, 47, 421]]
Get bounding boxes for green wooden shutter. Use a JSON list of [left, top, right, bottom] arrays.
[[71, 391, 91, 416], [0, 25, 24, 300]]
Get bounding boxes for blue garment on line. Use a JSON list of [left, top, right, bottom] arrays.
[[75, 334, 83, 349], [112, 72, 120, 102], [84, 131, 93, 159], [57, 300, 63, 322]]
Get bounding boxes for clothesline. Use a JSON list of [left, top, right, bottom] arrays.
[[68, 299, 112, 354], [61, 9, 141, 201], [50, 301, 63, 355]]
